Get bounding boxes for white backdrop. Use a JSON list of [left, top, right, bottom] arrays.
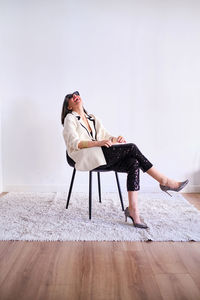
[[0, 100, 2, 192], [0, 0, 200, 193]]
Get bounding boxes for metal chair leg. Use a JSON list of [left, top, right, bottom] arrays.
[[89, 171, 92, 219], [66, 168, 76, 209], [97, 172, 102, 203], [115, 172, 124, 211]]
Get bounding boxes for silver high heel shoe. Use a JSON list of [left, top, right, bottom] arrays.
[[159, 179, 189, 197], [124, 207, 148, 229]]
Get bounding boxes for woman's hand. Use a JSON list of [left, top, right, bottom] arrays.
[[117, 136, 126, 143], [97, 139, 113, 148]]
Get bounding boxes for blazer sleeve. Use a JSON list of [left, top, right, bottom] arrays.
[[91, 114, 114, 141], [62, 115, 80, 151]]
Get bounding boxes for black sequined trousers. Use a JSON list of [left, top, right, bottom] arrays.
[[93, 143, 153, 191]]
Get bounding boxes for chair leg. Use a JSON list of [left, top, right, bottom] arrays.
[[115, 172, 124, 211], [89, 171, 92, 219], [97, 172, 102, 203], [66, 168, 76, 209]]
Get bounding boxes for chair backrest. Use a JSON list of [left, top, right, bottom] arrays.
[[66, 150, 76, 167]]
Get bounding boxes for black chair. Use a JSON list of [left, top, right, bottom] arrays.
[[66, 151, 125, 219]]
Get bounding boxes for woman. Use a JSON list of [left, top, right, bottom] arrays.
[[61, 91, 189, 229]]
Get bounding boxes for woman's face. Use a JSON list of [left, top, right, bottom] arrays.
[[67, 93, 82, 111]]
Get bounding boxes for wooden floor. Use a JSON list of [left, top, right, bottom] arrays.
[[0, 193, 200, 300]]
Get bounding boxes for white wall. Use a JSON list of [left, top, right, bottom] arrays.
[[1, 0, 200, 193], [0, 100, 2, 193]]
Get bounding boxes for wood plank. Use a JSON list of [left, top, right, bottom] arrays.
[[173, 242, 200, 291], [0, 241, 25, 285], [0, 241, 58, 300], [143, 242, 188, 274], [182, 193, 200, 210], [155, 273, 200, 300]]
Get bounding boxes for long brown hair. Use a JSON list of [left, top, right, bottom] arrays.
[[61, 91, 88, 126]]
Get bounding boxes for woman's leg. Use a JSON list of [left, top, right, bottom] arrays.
[[101, 143, 153, 172], [128, 191, 141, 224], [126, 158, 143, 224], [111, 143, 180, 189], [146, 166, 180, 189], [127, 166, 180, 223], [100, 144, 180, 223], [100, 144, 149, 224], [112, 156, 144, 224]]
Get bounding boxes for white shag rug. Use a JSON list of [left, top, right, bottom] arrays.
[[0, 191, 200, 242]]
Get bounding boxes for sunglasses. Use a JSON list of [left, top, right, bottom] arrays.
[[66, 91, 80, 100]]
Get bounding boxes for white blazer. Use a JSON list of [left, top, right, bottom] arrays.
[[62, 110, 114, 171]]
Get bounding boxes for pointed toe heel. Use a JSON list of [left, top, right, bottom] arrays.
[[159, 179, 189, 197], [124, 207, 148, 229]]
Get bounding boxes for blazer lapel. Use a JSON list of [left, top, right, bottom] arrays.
[[71, 111, 96, 140], [87, 117, 96, 140]]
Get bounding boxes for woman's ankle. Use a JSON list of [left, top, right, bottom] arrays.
[[128, 209, 141, 223], [129, 206, 139, 214], [164, 178, 180, 189], [159, 176, 168, 185]]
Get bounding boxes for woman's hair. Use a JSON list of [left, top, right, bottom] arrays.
[[61, 92, 89, 126]]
